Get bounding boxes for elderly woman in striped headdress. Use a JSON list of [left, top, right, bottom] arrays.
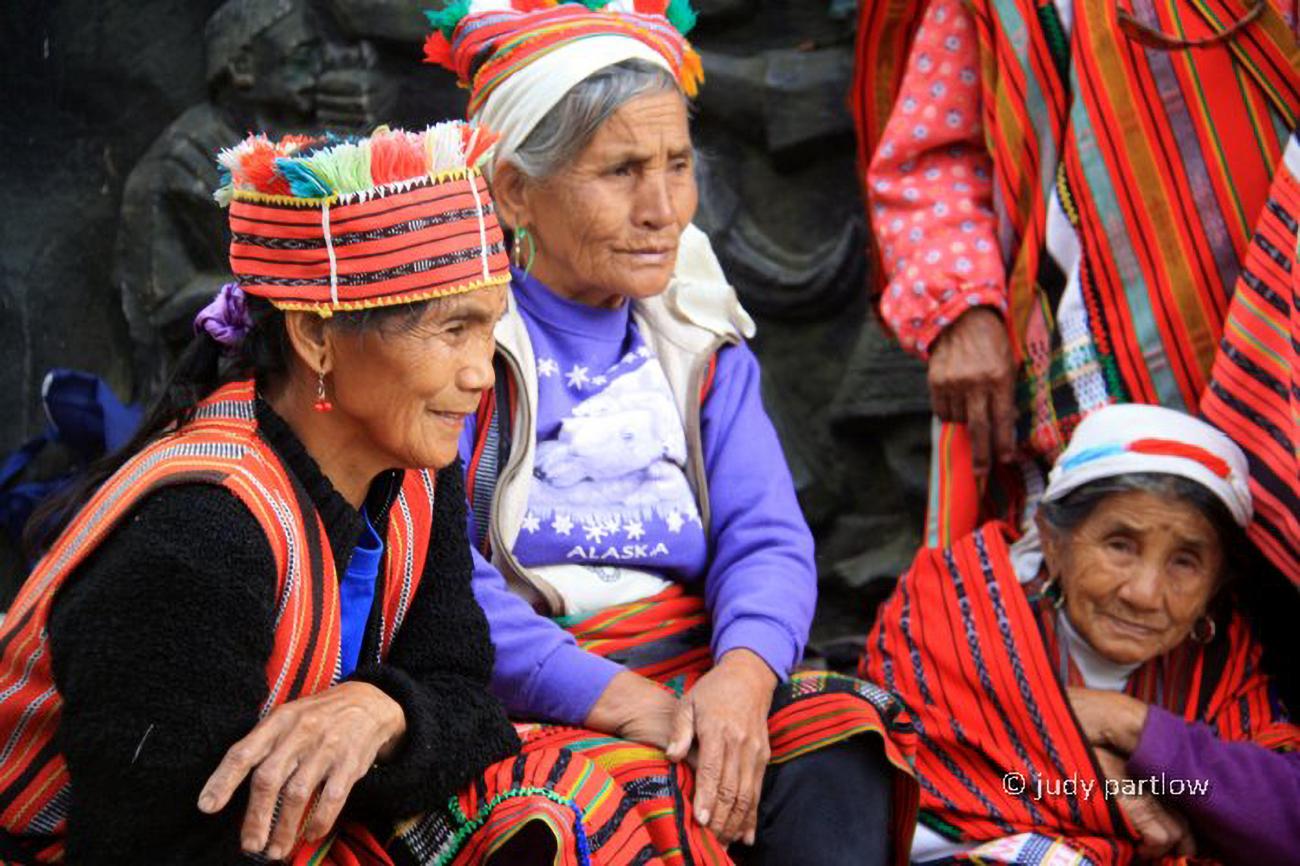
[[0, 125, 533, 864], [861, 404, 1300, 865], [418, 3, 918, 865]]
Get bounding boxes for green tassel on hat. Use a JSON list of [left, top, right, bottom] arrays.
[[665, 0, 697, 34], [424, 0, 473, 39]]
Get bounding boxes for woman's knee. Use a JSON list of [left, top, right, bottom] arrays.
[[742, 737, 896, 866]]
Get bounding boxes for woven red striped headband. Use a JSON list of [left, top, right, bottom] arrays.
[[423, 1, 703, 114], [215, 123, 510, 317]]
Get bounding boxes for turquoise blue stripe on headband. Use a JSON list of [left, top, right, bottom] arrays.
[[1058, 443, 1128, 472]]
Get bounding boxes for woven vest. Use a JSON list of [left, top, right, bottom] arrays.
[[0, 380, 435, 860]]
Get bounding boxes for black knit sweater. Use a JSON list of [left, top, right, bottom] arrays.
[[44, 402, 520, 864]]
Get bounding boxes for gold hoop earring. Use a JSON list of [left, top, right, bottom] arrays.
[[1191, 614, 1217, 645]]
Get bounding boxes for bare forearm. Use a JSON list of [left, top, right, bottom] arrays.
[[584, 670, 679, 746]]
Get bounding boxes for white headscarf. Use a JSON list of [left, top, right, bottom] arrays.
[[1011, 404, 1252, 580], [1044, 403, 1251, 526], [471, 34, 673, 183]]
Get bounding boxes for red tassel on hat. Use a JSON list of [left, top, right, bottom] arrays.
[[371, 132, 426, 186], [423, 31, 453, 68], [463, 125, 501, 168], [240, 140, 291, 196]]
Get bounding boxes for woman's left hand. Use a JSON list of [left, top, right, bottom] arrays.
[[666, 649, 777, 847], [1067, 687, 1150, 756], [197, 681, 406, 860]]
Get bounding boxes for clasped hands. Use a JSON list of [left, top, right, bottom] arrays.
[[1066, 687, 1196, 860], [587, 649, 778, 847]]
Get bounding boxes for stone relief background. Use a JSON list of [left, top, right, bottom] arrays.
[[0, 0, 930, 657]]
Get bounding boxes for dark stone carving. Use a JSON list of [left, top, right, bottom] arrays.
[[114, 0, 400, 392], [2, 1, 930, 646]]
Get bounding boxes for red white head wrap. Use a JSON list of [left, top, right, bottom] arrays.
[[423, 1, 702, 178], [1045, 403, 1252, 527], [215, 122, 509, 317]]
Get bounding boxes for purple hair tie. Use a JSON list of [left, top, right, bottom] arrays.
[[194, 282, 251, 350]]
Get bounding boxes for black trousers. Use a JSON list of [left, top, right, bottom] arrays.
[[736, 736, 896, 866]]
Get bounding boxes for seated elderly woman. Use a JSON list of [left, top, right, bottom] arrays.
[[860, 404, 1300, 865], [0, 125, 562, 865], [421, 2, 917, 864]]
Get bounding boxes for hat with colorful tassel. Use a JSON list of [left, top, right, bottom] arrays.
[[215, 122, 510, 317], [423, 1, 702, 177]]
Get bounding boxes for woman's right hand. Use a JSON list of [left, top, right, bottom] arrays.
[[198, 681, 406, 860], [584, 670, 680, 750], [927, 306, 1017, 475], [1093, 747, 1196, 860]]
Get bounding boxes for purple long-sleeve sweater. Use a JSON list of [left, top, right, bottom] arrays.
[[1127, 705, 1300, 864], [461, 272, 816, 725]]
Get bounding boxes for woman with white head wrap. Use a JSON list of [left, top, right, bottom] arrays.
[[862, 404, 1300, 864], [424, 3, 917, 864]]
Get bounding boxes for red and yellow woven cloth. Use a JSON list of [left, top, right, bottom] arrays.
[[423, 1, 703, 116], [217, 123, 510, 317]]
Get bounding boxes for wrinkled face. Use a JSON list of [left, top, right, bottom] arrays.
[[523, 89, 697, 308], [326, 286, 507, 470], [1041, 490, 1224, 666]]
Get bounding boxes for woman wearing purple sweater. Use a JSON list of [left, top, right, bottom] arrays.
[[426, 3, 917, 864]]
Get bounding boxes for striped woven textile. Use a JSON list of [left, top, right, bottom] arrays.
[[1202, 133, 1300, 586], [0, 380, 436, 864], [389, 585, 919, 866], [423, 2, 704, 114], [973, 0, 1300, 461], [849, 0, 927, 294], [228, 169, 509, 315], [861, 523, 1300, 865], [850, 0, 926, 167]]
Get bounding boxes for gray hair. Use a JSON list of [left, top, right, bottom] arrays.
[[509, 59, 685, 181]]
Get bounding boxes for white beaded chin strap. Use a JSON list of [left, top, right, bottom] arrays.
[[466, 173, 492, 281], [321, 201, 340, 307]]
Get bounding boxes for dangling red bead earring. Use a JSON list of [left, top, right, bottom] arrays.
[[313, 369, 333, 413]]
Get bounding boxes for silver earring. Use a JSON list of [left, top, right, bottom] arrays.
[[1041, 574, 1066, 610]]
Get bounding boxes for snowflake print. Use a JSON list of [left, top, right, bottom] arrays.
[[565, 365, 590, 390], [551, 513, 574, 536], [537, 357, 559, 378], [521, 513, 541, 533]]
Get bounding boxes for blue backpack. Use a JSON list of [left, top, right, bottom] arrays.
[[0, 370, 141, 564]]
